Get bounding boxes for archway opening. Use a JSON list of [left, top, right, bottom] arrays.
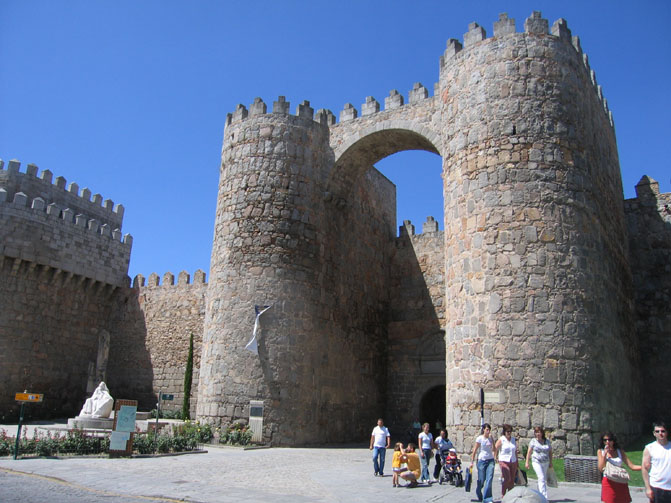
[[419, 385, 446, 437], [374, 150, 443, 235]]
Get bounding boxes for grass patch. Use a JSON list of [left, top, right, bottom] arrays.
[[524, 458, 564, 483], [524, 435, 649, 487]]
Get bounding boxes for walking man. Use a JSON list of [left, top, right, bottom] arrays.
[[370, 418, 391, 476], [643, 421, 671, 502]]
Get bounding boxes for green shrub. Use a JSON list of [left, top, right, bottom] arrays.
[[0, 429, 12, 456], [176, 420, 213, 444], [182, 333, 194, 421], [149, 408, 183, 419], [133, 432, 155, 454], [221, 422, 253, 446]]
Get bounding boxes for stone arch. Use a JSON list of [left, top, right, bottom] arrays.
[[327, 118, 443, 195]]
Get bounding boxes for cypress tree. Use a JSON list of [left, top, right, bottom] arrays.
[[181, 333, 194, 420]]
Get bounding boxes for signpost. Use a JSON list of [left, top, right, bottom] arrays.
[[480, 388, 485, 428], [14, 392, 44, 460], [153, 391, 174, 453]]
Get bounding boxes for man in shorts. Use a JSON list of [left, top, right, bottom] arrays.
[[369, 418, 390, 476], [643, 421, 671, 502], [399, 443, 422, 487]]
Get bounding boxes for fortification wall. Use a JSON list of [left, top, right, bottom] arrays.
[[440, 12, 638, 454], [624, 177, 671, 424], [0, 257, 122, 420], [387, 217, 446, 435], [0, 159, 124, 230], [0, 158, 133, 420], [0, 160, 132, 287], [111, 270, 207, 417], [198, 98, 395, 444]]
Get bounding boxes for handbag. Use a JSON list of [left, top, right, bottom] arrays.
[[546, 467, 559, 488], [515, 466, 528, 486], [464, 467, 472, 492], [604, 462, 630, 484]]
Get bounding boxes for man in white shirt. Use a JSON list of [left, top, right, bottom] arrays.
[[643, 421, 671, 503], [369, 418, 391, 476]]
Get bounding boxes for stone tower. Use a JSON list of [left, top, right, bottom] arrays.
[[439, 14, 639, 453], [197, 12, 640, 451], [197, 100, 395, 444]]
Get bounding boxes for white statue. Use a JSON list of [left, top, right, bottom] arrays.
[[79, 381, 114, 418]]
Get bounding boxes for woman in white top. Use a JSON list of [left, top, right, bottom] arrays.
[[597, 431, 640, 503], [418, 422, 436, 483], [525, 426, 553, 498], [495, 424, 518, 497], [470, 423, 496, 503]]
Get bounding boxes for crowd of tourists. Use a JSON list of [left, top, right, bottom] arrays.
[[369, 418, 671, 503]]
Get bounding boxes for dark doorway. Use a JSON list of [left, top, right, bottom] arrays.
[[419, 385, 446, 436]]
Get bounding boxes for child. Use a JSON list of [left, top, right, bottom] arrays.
[[392, 442, 407, 487]]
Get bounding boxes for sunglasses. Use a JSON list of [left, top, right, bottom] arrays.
[[603, 438, 613, 441]]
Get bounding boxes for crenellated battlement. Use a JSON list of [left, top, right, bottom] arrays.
[[439, 11, 614, 128], [133, 269, 207, 288], [0, 161, 132, 287], [0, 189, 132, 246], [223, 11, 614, 143], [398, 216, 442, 238], [0, 158, 125, 229], [224, 81, 436, 130]]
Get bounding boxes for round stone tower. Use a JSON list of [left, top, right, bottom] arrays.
[[439, 13, 639, 454], [196, 98, 331, 444], [197, 98, 392, 445]]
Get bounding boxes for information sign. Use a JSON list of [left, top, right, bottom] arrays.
[[161, 393, 174, 401], [484, 390, 504, 404], [15, 393, 43, 403], [116, 405, 137, 432]]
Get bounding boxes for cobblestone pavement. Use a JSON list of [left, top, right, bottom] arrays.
[[0, 443, 651, 503]]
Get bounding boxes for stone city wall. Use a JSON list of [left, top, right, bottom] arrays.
[[106, 271, 207, 414], [387, 217, 446, 437], [0, 257, 121, 420], [0, 158, 132, 420], [0, 160, 132, 287], [624, 177, 671, 425], [0, 159, 124, 231]]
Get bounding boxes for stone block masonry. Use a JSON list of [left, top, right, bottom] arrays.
[[2, 11, 669, 455], [0, 257, 122, 419], [0, 159, 131, 287], [197, 11, 646, 453], [0, 158, 132, 420], [107, 271, 207, 416], [624, 177, 671, 424], [199, 105, 396, 445], [440, 12, 638, 455], [387, 219, 446, 436]]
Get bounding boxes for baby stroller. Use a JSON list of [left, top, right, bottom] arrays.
[[438, 448, 463, 486]]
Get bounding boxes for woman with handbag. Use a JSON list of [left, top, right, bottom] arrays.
[[598, 431, 641, 503], [525, 426, 553, 498]]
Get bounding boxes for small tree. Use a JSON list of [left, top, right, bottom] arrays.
[[181, 333, 194, 420]]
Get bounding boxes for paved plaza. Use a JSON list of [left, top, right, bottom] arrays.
[[0, 425, 650, 503]]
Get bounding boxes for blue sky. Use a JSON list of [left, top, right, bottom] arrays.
[[1, 1, 669, 281]]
